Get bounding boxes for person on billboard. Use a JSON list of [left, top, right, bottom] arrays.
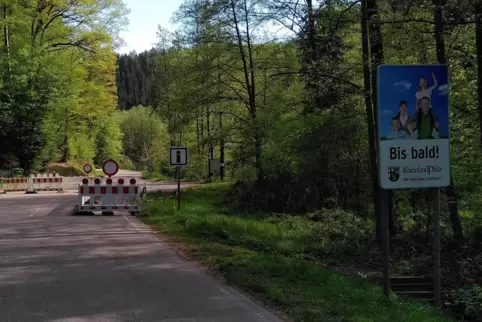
[[394, 100, 415, 139], [414, 97, 440, 139], [416, 72, 438, 111], [387, 117, 408, 140]]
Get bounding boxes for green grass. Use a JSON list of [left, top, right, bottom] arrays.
[[140, 183, 450, 322], [45, 163, 85, 176], [44, 162, 104, 177], [141, 171, 192, 182], [141, 171, 171, 181]]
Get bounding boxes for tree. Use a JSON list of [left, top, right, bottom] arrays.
[[0, 0, 128, 171]]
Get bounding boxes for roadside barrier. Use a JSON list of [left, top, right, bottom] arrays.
[[27, 173, 64, 193], [73, 177, 141, 216], [0, 178, 28, 193], [62, 176, 94, 191], [1, 174, 97, 194], [0, 175, 147, 200]]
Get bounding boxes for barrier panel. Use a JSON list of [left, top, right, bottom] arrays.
[[73, 177, 141, 215], [0, 178, 28, 193], [62, 176, 86, 191], [29, 173, 63, 193], [1, 174, 101, 194], [0, 175, 146, 200]]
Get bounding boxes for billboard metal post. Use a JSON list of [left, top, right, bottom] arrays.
[[433, 187, 441, 307], [381, 189, 390, 297]]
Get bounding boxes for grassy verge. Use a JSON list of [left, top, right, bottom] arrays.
[[45, 163, 85, 176], [140, 183, 449, 322], [45, 163, 104, 177], [141, 171, 192, 182], [141, 171, 170, 181]]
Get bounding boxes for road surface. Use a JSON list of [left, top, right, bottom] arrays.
[[0, 190, 281, 321], [100, 169, 199, 193]]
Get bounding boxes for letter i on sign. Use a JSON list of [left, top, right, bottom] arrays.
[[176, 151, 181, 163]]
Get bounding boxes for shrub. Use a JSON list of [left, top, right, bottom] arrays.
[[449, 285, 482, 321]]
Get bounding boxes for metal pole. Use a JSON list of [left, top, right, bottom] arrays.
[[433, 187, 441, 308], [177, 166, 181, 211], [381, 188, 390, 297], [208, 158, 212, 183]]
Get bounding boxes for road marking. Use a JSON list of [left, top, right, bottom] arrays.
[[123, 215, 148, 232], [29, 208, 41, 217], [124, 215, 138, 229]]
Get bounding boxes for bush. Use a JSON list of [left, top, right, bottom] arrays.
[[449, 285, 482, 321], [303, 209, 373, 259], [11, 167, 24, 177], [117, 154, 136, 171]]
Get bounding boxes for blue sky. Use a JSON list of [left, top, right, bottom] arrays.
[[378, 65, 450, 137], [117, 0, 183, 54]]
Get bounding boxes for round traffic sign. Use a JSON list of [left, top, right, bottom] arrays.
[[102, 159, 119, 177], [83, 163, 92, 174]]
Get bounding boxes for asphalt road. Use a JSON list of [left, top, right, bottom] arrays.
[[100, 170, 199, 193], [0, 193, 282, 321]]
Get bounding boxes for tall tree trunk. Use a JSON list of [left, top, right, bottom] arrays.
[[168, 104, 174, 146], [307, 0, 316, 62], [361, 0, 380, 243], [302, 0, 318, 114], [219, 112, 225, 181], [200, 105, 204, 152], [196, 117, 201, 155], [476, 0, 482, 151], [231, 0, 261, 181], [60, 107, 69, 162], [217, 54, 225, 181], [366, 0, 385, 242], [433, 0, 464, 243], [207, 106, 213, 182], [3, 4, 11, 81]]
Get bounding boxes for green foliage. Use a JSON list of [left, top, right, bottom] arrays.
[[117, 154, 137, 170], [450, 285, 482, 321], [140, 183, 449, 322], [94, 119, 123, 166], [116, 105, 169, 171], [45, 163, 85, 177], [0, 0, 127, 171]]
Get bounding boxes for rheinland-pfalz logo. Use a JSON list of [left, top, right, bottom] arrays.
[[388, 166, 400, 182]]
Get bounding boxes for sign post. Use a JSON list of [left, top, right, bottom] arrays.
[[177, 166, 181, 210], [169, 147, 188, 211], [378, 64, 450, 305]]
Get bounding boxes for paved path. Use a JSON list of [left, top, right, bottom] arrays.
[[98, 169, 199, 193], [0, 193, 282, 322]]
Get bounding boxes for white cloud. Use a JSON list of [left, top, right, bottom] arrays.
[[393, 80, 412, 92], [438, 84, 449, 96]]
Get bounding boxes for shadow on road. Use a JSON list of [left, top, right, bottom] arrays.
[[0, 214, 281, 322]]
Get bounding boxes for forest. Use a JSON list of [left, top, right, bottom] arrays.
[[1, 0, 482, 320]]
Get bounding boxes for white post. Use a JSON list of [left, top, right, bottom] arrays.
[[0, 178, 5, 194], [25, 174, 37, 194]]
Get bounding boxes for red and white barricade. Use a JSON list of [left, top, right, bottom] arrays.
[[0, 177, 28, 193], [28, 173, 63, 193], [74, 177, 141, 215]]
